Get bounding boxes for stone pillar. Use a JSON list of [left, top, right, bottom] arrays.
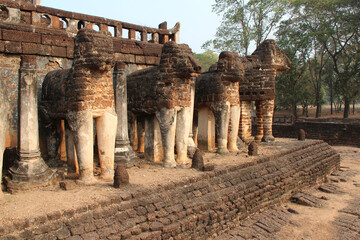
[[187, 77, 197, 156], [144, 116, 163, 162], [8, 56, 53, 191], [197, 107, 215, 152], [239, 100, 253, 143], [113, 62, 137, 165], [261, 99, 275, 142], [255, 100, 264, 141]]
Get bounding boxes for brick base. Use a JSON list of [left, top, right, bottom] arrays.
[[0, 140, 340, 239]]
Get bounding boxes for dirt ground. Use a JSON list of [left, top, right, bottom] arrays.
[[216, 145, 360, 240], [274, 146, 360, 240]]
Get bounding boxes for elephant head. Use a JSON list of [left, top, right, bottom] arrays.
[[160, 42, 201, 79], [251, 39, 291, 71], [73, 28, 114, 72], [212, 51, 244, 82]]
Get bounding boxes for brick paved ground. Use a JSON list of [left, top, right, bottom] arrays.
[[216, 146, 360, 240]]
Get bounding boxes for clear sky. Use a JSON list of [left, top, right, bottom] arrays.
[[41, 0, 222, 53]]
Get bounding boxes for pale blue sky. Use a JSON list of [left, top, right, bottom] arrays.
[[41, 0, 222, 53]]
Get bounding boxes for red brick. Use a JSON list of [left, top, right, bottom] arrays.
[[22, 42, 38, 54], [51, 46, 67, 57], [3, 29, 41, 43], [41, 34, 73, 47], [5, 41, 22, 54], [37, 44, 51, 56], [0, 40, 4, 52]]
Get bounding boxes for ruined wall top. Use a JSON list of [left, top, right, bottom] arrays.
[[0, 0, 179, 43]]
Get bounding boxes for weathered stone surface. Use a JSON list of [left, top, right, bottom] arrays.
[[113, 164, 129, 188], [298, 129, 306, 141], [59, 180, 77, 191], [195, 51, 243, 153], [239, 40, 291, 143], [128, 42, 201, 167], [291, 192, 323, 208], [0, 78, 10, 196], [0, 140, 340, 239], [191, 148, 204, 170], [128, 42, 201, 113], [248, 141, 258, 156], [40, 29, 117, 184]]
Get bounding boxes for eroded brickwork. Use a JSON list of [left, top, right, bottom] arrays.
[[239, 40, 290, 101], [0, 141, 340, 239], [128, 42, 201, 114], [40, 29, 114, 119], [196, 51, 243, 108]]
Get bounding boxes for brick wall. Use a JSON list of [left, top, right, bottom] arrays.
[[272, 122, 360, 146], [0, 140, 340, 239]]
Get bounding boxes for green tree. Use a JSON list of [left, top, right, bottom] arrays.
[[193, 51, 219, 72], [203, 0, 286, 55], [287, 0, 360, 118]]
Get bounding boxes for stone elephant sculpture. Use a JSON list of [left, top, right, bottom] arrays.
[[195, 51, 244, 153], [127, 42, 201, 167], [40, 29, 117, 185], [239, 39, 291, 142]]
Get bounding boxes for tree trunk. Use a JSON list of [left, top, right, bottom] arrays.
[[330, 79, 333, 115], [292, 104, 297, 121], [353, 101, 355, 115], [344, 98, 350, 118]]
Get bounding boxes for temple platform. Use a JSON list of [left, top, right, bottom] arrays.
[[0, 138, 340, 239]]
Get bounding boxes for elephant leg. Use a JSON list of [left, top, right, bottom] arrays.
[[176, 107, 191, 165], [255, 100, 264, 141], [228, 105, 240, 152], [71, 111, 97, 185], [128, 113, 138, 151], [0, 115, 7, 197], [46, 122, 61, 160], [261, 99, 275, 142], [156, 108, 177, 168], [96, 111, 117, 181], [137, 117, 145, 153], [211, 103, 230, 154], [65, 124, 79, 178], [239, 101, 252, 143]]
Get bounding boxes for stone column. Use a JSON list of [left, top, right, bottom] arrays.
[[187, 77, 197, 156], [239, 100, 253, 143], [8, 56, 53, 191], [113, 62, 136, 165]]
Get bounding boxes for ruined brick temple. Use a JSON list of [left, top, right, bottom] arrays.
[[0, 0, 341, 239]]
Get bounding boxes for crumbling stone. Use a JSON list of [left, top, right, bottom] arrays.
[[127, 42, 201, 167], [41, 28, 116, 185], [248, 142, 258, 156], [298, 129, 306, 141], [195, 51, 244, 153], [239, 40, 291, 142], [191, 148, 204, 170], [59, 180, 77, 191], [114, 164, 129, 188]]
